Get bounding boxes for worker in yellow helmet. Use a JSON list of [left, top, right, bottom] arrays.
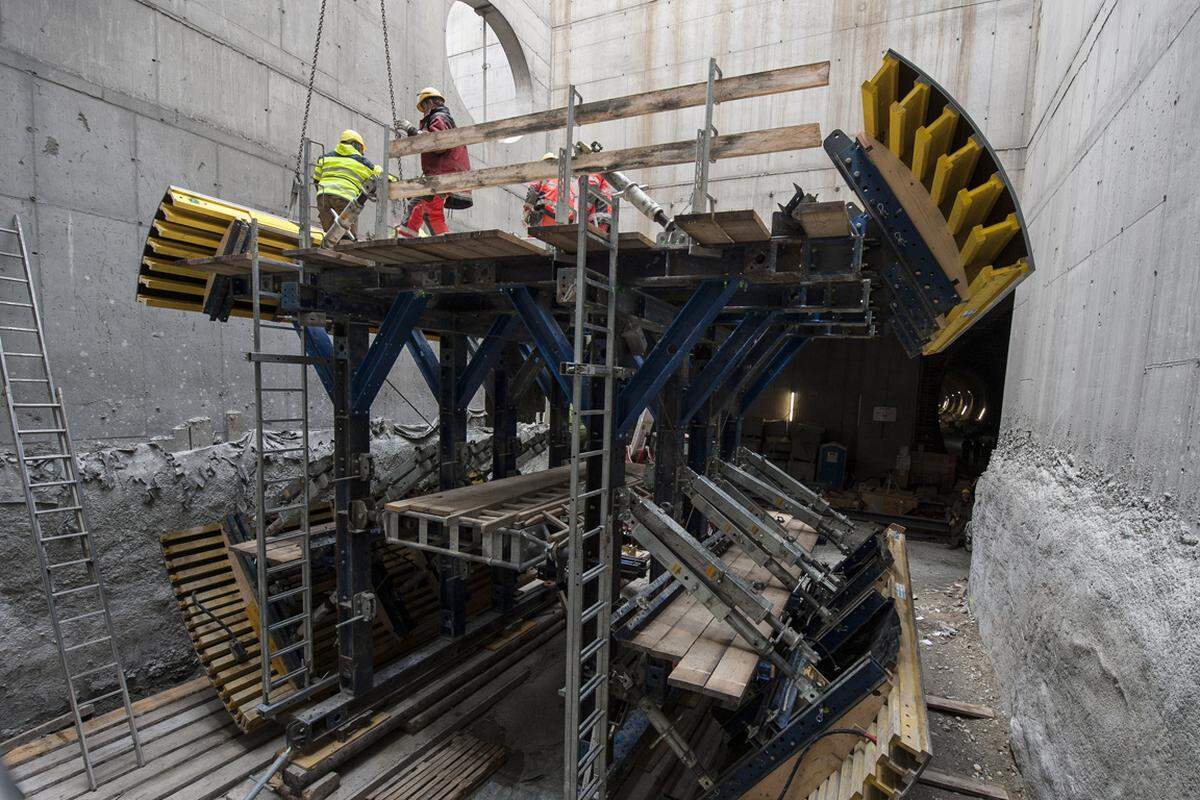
[[395, 88, 473, 237], [522, 152, 576, 228], [312, 129, 383, 239]]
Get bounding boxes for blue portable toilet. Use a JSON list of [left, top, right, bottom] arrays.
[[816, 442, 848, 489]]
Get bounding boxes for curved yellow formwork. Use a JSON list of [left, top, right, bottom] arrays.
[[135, 186, 323, 317]]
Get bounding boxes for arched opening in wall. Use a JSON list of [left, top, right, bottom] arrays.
[[445, 1, 532, 130]]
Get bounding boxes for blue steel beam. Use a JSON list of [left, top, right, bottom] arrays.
[[295, 324, 335, 400], [504, 287, 573, 399], [680, 311, 775, 425], [405, 329, 440, 398], [517, 343, 554, 399], [350, 292, 429, 413], [617, 279, 743, 437], [456, 315, 517, 410], [737, 336, 809, 416]]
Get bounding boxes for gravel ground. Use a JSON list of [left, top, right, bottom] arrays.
[[905, 539, 1027, 800]]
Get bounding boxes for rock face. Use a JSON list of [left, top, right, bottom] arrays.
[[0, 421, 542, 736], [969, 432, 1200, 800]]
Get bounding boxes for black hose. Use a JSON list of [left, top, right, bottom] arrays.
[[775, 727, 875, 800]]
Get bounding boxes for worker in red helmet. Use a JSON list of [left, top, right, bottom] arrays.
[[395, 87, 472, 237], [523, 152, 576, 228]]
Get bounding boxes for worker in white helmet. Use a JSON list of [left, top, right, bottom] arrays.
[[312, 129, 382, 238], [395, 87, 472, 237], [523, 152, 576, 228]]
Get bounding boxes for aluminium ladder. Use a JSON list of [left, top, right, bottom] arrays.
[[563, 167, 622, 799], [0, 215, 143, 789], [248, 219, 316, 710]]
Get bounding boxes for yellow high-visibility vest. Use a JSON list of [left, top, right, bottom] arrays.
[[313, 142, 382, 202]]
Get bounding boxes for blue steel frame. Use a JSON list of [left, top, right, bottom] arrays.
[[617, 278, 743, 437], [349, 292, 429, 413], [737, 335, 810, 416], [504, 287, 573, 399], [680, 311, 775, 425], [456, 314, 517, 410], [405, 328, 440, 397], [517, 343, 555, 399], [296, 324, 335, 399]]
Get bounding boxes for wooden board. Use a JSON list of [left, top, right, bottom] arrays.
[[926, 695, 995, 720], [917, 768, 1009, 799], [366, 732, 506, 800], [526, 223, 611, 252], [390, 61, 829, 158], [674, 210, 771, 245], [287, 229, 546, 268]]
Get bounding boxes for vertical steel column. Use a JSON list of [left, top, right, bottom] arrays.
[[333, 321, 374, 695], [549, 379, 570, 467], [490, 343, 519, 612], [438, 330, 468, 636], [685, 349, 712, 540], [651, 367, 686, 579]]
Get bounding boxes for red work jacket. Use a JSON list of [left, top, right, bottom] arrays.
[[418, 107, 471, 176], [525, 179, 577, 227]]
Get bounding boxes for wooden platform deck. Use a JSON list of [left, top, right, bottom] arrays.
[[673, 209, 771, 245], [286, 230, 546, 268], [526, 224, 657, 253]]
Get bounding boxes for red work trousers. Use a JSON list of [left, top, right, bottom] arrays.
[[399, 195, 448, 237]]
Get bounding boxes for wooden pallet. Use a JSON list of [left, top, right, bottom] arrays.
[[159, 510, 492, 732], [674, 209, 771, 245], [365, 732, 507, 800]]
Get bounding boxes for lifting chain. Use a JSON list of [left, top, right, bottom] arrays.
[[292, 0, 329, 186], [379, 0, 402, 179]]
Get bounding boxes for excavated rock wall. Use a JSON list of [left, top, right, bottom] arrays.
[[0, 422, 543, 736]]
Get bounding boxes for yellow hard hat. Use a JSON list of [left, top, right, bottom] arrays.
[[340, 129, 365, 149], [416, 87, 445, 109], [541, 152, 558, 161]]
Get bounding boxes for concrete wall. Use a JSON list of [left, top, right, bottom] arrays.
[[0, 0, 551, 445], [548, 0, 1034, 234], [969, 1, 1200, 797]]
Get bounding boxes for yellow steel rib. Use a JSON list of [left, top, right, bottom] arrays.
[[138, 274, 207, 296], [146, 237, 210, 261], [142, 255, 208, 281], [911, 107, 958, 187], [959, 213, 1020, 274], [862, 55, 900, 142], [930, 137, 982, 211], [152, 219, 223, 249], [924, 258, 1029, 354], [887, 81, 930, 164], [947, 173, 1005, 238]]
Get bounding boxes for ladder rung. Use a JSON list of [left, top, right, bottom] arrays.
[[41, 531, 87, 543], [88, 741, 138, 767], [0, 301, 33, 308], [0, 325, 37, 331], [263, 476, 300, 485], [269, 664, 311, 689], [29, 479, 77, 489], [576, 449, 605, 459], [577, 488, 604, 500], [580, 563, 607, 584], [265, 502, 305, 515], [266, 530, 309, 543], [37, 506, 84, 517], [268, 613, 310, 633], [69, 661, 119, 680], [577, 736, 604, 774], [265, 447, 305, 454], [0, 226, 17, 234], [577, 777, 601, 800], [581, 322, 608, 333], [261, 387, 303, 393], [0, 274, 29, 282], [267, 561, 302, 576], [60, 609, 106, 625], [12, 402, 59, 408], [578, 671, 606, 703], [47, 557, 93, 570], [581, 525, 603, 542], [0, 250, 24, 258], [19, 427, 66, 434], [9, 377, 48, 382], [6, 351, 45, 357], [262, 418, 305, 424], [24, 453, 70, 461], [579, 636, 606, 663], [268, 640, 308, 660], [578, 707, 603, 737], [578, 409, 606, 416], [52, 583, 100, 598], [78, 687, 126, 707], [581, 600, 606, 625], [258, 323, 297, 331], [269, 585, 310, 603], [65, 635, 112, 653]]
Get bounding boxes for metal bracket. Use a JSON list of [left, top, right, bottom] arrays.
[[690, 58, 723, 215]]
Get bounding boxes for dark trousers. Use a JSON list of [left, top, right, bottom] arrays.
[[317, 193, 355, 237]]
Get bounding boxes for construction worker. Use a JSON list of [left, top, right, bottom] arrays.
[[586, 172, 614, 232], [312, 129, 382, 239], [395, 87, 472, 237], [523, 153, 576, 228]]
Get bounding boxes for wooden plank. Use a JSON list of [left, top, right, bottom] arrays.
[[1, 706, 94, 756], [390, 61, 829, 158], [676, 210, 770, 244], [917, 768, 1009, 800], [526, 223, 611, 253], [289, 230, 546, 267], [390, 124, 823, 201], [926, 695, 995, 720], [674, 215, 734, 245]]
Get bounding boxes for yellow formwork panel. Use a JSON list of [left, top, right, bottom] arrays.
[[887, 81, 930, 164], [142, 255, 207, 281], [947, 173, 1005, 237], [911, 107, 958, 187], [959, 213, 1020, 273], [924, 259, 1029, 354], [145, 237, 210, 261], [862, 56, 900, 141], [152, 219, 223, 249], [139, 294, 273, 320], [929, 137, 982, 210], [137, 274, 206, 296]]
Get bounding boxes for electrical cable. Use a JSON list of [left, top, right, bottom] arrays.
[[775, 728, 876, 800]]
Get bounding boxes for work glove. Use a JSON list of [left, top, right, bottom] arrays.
[[395, 119, 418, 136]]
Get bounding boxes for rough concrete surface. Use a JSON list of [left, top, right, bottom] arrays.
[[0, 420, 510, 737], [970, 432, 1200, 800]]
